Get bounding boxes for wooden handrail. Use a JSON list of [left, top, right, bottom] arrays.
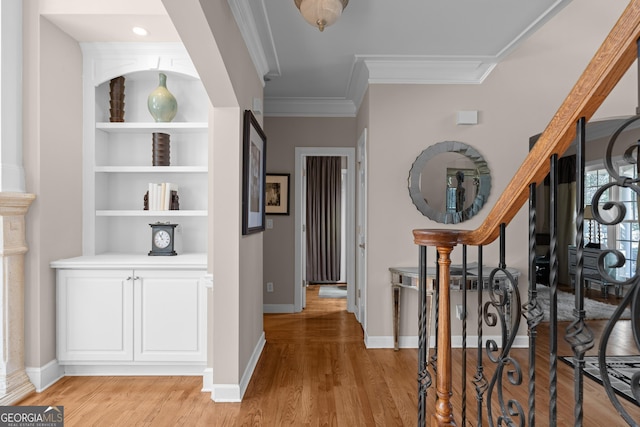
[[414, 0, 640, 249]]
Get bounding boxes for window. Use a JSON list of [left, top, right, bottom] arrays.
[[584, 162, 639, 279], [584, 166, 609, 245]]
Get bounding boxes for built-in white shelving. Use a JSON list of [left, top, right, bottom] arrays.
[[81, 43, 209, 256], [51, 43, 209, 374]]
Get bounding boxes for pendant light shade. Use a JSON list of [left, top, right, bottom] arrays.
[[294, 0, 349, 32]]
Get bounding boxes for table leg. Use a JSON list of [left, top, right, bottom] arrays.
[[392, 284, 401, 351]]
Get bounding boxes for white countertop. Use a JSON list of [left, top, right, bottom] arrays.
[[50, 253, 207, 270]]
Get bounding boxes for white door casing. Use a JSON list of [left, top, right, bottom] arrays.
[[294, 147, 356, 313], [356, 129, 368, 326]]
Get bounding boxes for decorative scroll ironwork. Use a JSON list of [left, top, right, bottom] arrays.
[[587, 113, 640, 424], [484, 225, 527, 426]]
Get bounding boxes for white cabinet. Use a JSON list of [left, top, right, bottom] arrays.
[[56, 266, 207, 367], [82, 43, 208, 256], [52, 43, 211, 375]]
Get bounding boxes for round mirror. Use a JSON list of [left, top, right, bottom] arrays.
[[408, 141, 491, 224]]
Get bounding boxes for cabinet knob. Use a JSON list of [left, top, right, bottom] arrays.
[[126, 276, 133, 281]]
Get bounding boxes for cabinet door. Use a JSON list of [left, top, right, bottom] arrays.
[[134, 270, 207, 362], [57, 269, 133, 362]]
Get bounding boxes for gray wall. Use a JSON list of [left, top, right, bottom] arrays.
[[262, 117, 356, 307], [23, 14, 83, 369]]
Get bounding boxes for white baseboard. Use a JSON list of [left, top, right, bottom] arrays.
[[211, 384, 241, 402], [201, 368, 213, 392], [60, 364, 206, 376], [365, 335, 529, 349], [211, 331, 266, 402], [26, 360, 211, 393], [25, 360, 64, 392], [263, 304, 294, 313]]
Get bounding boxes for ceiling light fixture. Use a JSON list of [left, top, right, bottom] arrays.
[[294, 0, 348, 32], [132, 27, 148, 36]]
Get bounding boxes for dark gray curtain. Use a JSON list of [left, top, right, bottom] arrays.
[[306, 156, 342, 283]]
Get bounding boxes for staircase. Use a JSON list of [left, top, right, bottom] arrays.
[[413, 1, 640, 425]]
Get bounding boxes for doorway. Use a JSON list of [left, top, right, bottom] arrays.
[[294, 147, 356, 313]]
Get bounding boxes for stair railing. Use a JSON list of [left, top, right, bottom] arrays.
[[413, 2, 640, 426]]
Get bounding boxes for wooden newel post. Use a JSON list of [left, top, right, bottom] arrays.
[[413, 229, 460, 427], [432, 245, 456, 427]]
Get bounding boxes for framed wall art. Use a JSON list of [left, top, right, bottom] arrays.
[[242, 110, 267, 235], [266, 173, 290, 215]]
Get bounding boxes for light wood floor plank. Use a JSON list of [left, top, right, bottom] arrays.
[[15, 284, 640, 426]]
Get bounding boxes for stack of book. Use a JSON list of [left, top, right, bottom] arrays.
[[145, 183, 178, 211]]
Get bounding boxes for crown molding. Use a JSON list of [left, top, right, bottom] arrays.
[[266, 56, 497, 117], [227, 0, 280, 86], [359, 55, 497, 85], [264, 98, 356, 117]]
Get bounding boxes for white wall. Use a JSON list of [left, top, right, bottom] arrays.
[[262, 117, 357, 309]]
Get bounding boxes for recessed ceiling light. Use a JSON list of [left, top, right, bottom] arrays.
[[132, 27, 148, 36]]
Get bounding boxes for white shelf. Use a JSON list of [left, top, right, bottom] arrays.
[[96, 210, 207, 217], [95, 166, 207, 173], [96, 122, 208, 133]]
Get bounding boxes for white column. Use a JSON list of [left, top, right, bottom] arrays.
[[0, 193, 35, 404], [0, 1, 36, 403]]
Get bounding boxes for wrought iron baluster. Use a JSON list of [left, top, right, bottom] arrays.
[[473, 246, 488, 426], [432, 248, 439, 378], [564, 117, 595, 426], [418, 245, 431, 426], [462, 245, 468, 426], [549, 154, 559, 426], [523, 182, 544, 427]]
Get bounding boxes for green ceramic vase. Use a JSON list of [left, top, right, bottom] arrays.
[[147, 72, 177, 122]]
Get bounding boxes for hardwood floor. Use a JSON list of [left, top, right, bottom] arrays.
[[16, 284, 640, 426]]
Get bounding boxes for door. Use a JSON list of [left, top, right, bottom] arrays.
[[294, 147, 356, 313], [135, 270, 207, 362], [356, 129, 368, 325], [57, 269, 133, 362]]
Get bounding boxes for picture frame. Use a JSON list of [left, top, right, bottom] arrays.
[[242, 110, 267, 235], [266, 173, 290, 215]]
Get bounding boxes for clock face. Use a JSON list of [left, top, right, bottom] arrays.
[[153, 229, 171, 249]]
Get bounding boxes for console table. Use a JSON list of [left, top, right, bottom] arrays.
[[568, 245, 624, 297], [389, 267, 431, 351], [389, 264, 520, 351]]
